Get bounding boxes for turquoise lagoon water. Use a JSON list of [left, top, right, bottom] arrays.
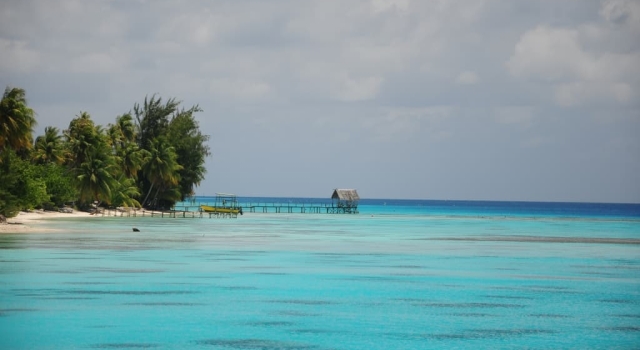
[[1, 199, 639, 349]]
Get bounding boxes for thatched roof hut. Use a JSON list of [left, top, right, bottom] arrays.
[[331, 189, 360, 201], [330, 189, 360, 214], [331, 189, 359, 213]]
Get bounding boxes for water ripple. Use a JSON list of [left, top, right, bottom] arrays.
[[220, 286, 258, 291], [289, 329, 346, 335], [68, 290, 199, 295], [91, 343, 159, 349], [0, 308, 39, 313], [601, 326, 640, 332], [245, 321, 295, 327], [271, 310, 321, 317], [123, 302, 204, 306], [599, 299, 634, 304], [451, 313, 498, 317], [89, 268, 165, 274], [420, 235, 640, 245], [483, 295, 536, 300], [387, 328, 556, 340], [528, 314, 570, 319], [268, 299, 334, 305], [196, 339, 317, 349], [414, 302, 524, 309]]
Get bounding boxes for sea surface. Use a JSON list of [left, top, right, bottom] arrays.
[[1, 198, 639, 349]]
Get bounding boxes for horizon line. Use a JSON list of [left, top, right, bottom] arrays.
[[189, 194, 640, 205]]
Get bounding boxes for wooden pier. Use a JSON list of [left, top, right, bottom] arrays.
[[98, 189, 361, 218], [97, 208, 240, 218], [173, 189, 360, 215], [172, 202, 359, 214], [97, 203, 357, 219]]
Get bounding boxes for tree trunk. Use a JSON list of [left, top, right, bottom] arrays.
[[151, 186, 161, 209], [142, 182, 154, 208]]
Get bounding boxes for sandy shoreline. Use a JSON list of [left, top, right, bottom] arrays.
[[0, 210, 94, 234]]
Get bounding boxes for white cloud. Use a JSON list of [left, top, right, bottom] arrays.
[[494, 106, 534, 126], [1, 0, 639, 202], [554, 81, 633, 107], [371, 0, 410, 13], [600, 0, 636, 24], [507, 0, 640, 108], [335, 76, 383, 101], [507, 26, 584, 82], [159, 11, 218, 47], [0, 39, 40, 73], [364, 106, 455, 142], [455, 70, 479, 85], [70, 51, 128, 74], [209, 78, 272, 100], [281, 0, 488, 100], [522, 136, 547, 148]]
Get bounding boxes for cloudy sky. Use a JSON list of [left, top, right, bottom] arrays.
[[1, 0, 639, 202]]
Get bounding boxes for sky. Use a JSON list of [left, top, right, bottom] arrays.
[[1, 0, 639, 203]]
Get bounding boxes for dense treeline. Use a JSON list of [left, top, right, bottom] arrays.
[[0, 87, 210, 218]]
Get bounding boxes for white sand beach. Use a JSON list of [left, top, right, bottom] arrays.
[[0, 210, 94, 233]]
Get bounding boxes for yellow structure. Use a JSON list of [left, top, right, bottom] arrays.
[[199, 193, 242, 217]]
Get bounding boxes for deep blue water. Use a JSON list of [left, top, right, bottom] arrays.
[[1, 198, 639, 349]]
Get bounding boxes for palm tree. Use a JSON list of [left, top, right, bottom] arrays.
[[65, 112, 102, 168], [110, 175, 141, 208], [119, 143, 149, 179], [134, 95, 180, 151], [107, 114, 136, 149], [0, 87, 37, 153], [141, 138, 182, 208], [167, 108, 210, 200], [116, 114, 136, 144], [75, 149, 117, 206], [32, 126, 64, 164], [107, 124, 121, 150]]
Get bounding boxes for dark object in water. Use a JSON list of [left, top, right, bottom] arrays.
[[132, 228, 140, 232]]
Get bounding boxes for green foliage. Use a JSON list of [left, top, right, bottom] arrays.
[[14, 156, 49, 210], [0, 87, 37, 153], [134, 95, 209, 209], [22, 176, 49, 210], [65, 112, 104, 168], [118, 143, 149, 179], [141, 138, 182, 208], [108, 115, 149, 180], [0, 150, 49, 216], [0, 150, 23, 217], [75, 150, 117, 205], [110, 176, 141, 208], [0, 87, 211, 214], [32, 126, 65, 165], [134, 95, 180, 151], [39, 163, 77, 208], [116, 114, 136, 144], [71, 121, 117, 205], [107, 113, 148, 207], [168, 106, 211, 200]]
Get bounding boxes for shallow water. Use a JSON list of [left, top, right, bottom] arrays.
[[1, 202, 639, 349]]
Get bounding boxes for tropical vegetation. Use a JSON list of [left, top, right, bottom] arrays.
[[0, 87, 210, 218]]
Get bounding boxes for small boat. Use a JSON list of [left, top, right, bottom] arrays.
[[200, 205, 242, 215], [199, 193, 243, 216]]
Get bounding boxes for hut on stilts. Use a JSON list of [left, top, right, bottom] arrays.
[[330, 189, 360, 214]]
